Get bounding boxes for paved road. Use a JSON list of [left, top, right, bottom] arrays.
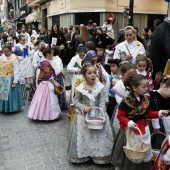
[[0, 69, 114, 170]]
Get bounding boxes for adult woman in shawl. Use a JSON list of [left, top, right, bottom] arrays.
[[113, 26, 146, 64], [75, 26, 94, 48], [49, 23, 67, 66]]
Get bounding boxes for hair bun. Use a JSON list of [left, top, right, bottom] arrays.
[[78, 44, 84, 47]]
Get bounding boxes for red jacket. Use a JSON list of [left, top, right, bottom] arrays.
[[117, 108, 159, 134]]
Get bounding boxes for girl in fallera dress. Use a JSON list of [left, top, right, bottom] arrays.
[[110, 74, 169, 170], [50, 46, 68, 111], [67, 64, 114, 164], [14, 35, 34, 85], [150, 78, 170, 136], [28, 47, 61, 120], [6, 36, 15, 52], [135, 54, 154, 97], [0, 44, 25, 113], [85, 50, 110, 105], [67, 45, 86, 102], [111, 62, 134, 135], [32, 40, 45, 69], [28, 40, 46, 101]]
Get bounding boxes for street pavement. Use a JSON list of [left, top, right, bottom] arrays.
[[0, 68, 114, 170]]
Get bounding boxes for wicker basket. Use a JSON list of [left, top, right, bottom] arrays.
[[85, 107, 106, 130], [123, 127, 149, 160], [151, 132, 166, 161], [54, 85, 64, 95]]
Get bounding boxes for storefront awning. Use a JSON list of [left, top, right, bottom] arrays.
[[25, 11, 41, 24]]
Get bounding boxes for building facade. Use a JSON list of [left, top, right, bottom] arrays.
[[27, 0, 168, 39]]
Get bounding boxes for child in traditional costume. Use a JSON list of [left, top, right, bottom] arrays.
[[67, 64, 114, 164], [150, 78, 170, 136], [107, 59, 122, 119], [0, 44, 25, 113], [111, 62, 134, 134], [135, 54, 154, 97], [67, 45, 86, 102], [75, 58, 99, 89], [27, 40, 46, 101], [110, 74, 169, 170], [28, 47, 61, 120], [50, 46, 68, 111], [85, 50, 110, 105], [32, 40, 45, 69], [14, 35, 34, 85]]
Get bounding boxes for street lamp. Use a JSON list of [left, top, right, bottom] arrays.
[[128, 0, 134, 26]]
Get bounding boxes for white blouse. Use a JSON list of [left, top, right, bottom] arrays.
[[50, 55, 63, 75], [67, 54, 82, 72], [32, 51, 45, 68], [114, 40, 145, 64]]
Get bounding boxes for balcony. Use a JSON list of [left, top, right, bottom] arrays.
[[28, 0, 50, 7]]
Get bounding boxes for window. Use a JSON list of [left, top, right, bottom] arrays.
[[75, 13, 100, 25]]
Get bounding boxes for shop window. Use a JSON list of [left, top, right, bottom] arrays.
[[52, 15, 60, 26]]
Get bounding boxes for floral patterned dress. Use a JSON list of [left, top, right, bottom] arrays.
[[67, 82, 114, 164]]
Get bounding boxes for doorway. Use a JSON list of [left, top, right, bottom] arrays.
[[147, 14, 165, 28]]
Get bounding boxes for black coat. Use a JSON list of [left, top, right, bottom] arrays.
[[49, 32, 66, 47], [151, 21, 170, 73]]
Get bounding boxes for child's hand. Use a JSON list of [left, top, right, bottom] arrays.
[[126, 54, 132, 60], [54, 82, 60, 87], [60, 44, 64, 50], [131, 123, 138, 130], [162, 110, 170, 116], [154, 129, 160, 134], [85, 106, 92, 113], [12, 82, 17, 87], [119, 61, 128, 66], [62, 73, 65, 78]]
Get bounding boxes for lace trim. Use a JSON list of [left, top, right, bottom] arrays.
[[76, 82, 104, 101]]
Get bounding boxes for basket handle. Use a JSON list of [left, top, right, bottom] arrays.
[[151, 132, 166, 137], [127, 127, 144, 148], [86, 107, 106, 121]]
